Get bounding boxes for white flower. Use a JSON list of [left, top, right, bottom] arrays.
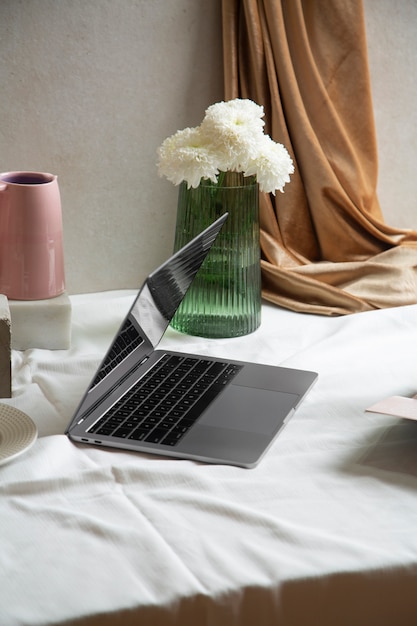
[[157, 127, 219, 188], [156, 98, 294, 194], [203, 99, 265, 136], [201, 99, 265, 171], [244, 135, 294, 194]]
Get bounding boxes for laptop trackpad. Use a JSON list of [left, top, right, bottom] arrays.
[[199, 386, 299, 435]]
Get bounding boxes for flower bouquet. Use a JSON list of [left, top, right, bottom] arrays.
[[157, 98, 294, 338]]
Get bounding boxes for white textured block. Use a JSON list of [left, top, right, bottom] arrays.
[[9, 292, 72, 350], [0, 295, 11, 397]]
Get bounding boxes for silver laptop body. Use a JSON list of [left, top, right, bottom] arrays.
[[66, 215, 318, 468]]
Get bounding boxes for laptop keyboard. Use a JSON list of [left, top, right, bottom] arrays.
[[88, 354, 242, 446], [91, 318, 144, 387]]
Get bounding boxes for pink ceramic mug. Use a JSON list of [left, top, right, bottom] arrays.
[[0, 171, 65, 300]]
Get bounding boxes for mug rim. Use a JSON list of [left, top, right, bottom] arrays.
[[0, 171, 56, 185]]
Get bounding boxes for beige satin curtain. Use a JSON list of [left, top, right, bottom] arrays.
[[222, 0, 417, 315]]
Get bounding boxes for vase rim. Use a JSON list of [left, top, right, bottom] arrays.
[[187, 174, 258, 189]]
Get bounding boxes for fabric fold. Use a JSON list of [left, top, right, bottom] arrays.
[[222, 0, 417, 314]]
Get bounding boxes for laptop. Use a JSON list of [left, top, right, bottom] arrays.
[[66, 215, 318, 468]]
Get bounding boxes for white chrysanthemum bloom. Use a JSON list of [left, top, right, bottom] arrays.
[[200, 99, 266, 172], [157, 99, 294, 193], [203, 99, 265, 134], [157, 127, 219, 188], [244, 135, 294, 194]]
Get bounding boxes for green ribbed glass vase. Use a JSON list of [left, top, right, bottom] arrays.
[[171, 171, 261, 338]]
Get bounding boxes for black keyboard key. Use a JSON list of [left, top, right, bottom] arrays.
[[128, 429, 147, 441], [145, 429, 167, 444], [161, 424, 189, 445], [113, 427, 131, 438], [95, 427, 115, 436]]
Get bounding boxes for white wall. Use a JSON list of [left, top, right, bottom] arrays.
[[0, 1, 415, 295], [0, 0, 224, 294], [364, 0, 417, 231]]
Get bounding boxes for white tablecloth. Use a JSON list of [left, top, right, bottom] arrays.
[[1, 291, 417, 625]]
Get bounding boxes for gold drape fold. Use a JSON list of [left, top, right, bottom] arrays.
[[222, 0, 417, 315]]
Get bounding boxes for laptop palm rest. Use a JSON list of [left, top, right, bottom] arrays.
[[197, 386, 298, 435]]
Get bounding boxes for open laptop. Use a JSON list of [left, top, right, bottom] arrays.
[[66, 215, 318, 468]]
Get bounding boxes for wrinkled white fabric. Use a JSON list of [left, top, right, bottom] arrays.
[[1, 291, 417, 625]]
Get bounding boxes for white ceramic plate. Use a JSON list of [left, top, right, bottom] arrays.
[[0, 404, 37, 466]]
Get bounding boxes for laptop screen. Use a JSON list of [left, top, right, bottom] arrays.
[[89, 213, 228, 391]]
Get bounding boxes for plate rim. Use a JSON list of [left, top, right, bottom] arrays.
[[0, 404, 38, 467]]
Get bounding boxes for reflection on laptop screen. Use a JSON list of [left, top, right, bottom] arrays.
[[89, 214, 228, 391]]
